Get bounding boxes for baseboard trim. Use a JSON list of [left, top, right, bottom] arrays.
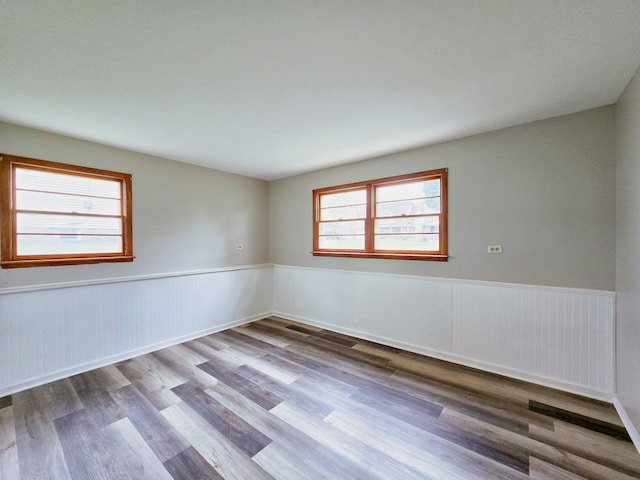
[[614, 397, 640, 454], [2, 307, 617, 406], [273, 311, 614, 403], [0, 311, 271, 398]]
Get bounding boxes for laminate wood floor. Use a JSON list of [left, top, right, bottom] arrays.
[[1, 316, 639, 479]]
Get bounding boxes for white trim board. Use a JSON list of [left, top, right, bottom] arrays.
[[273, 311, 613, 402], [274, 264, 616, 297], [614, 398, 640, 455], [0, 262, 274, 295]]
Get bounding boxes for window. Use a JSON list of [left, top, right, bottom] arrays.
[[1, 154, 133, 268], [313, 168, 447, 261]]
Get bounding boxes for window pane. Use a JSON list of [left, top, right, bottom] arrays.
[[319, 235, 365, 250], [15, 167, 121, 198], [17, 235, 123, 255], [320, 189, 366, 209], [375, 234, 439, 252], [319, 220, 365, 236], [17, 213, 122, 235], [320, 204, 366, 221], [376, 179, 439, 203], [422, 179, 441, 196], [375, 216, 439, 234], [16, 190, 121, 215], [376, 198, 440, 217]]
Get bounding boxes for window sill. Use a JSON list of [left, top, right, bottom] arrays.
[[0, 256, 135, 269], [312, 251, 448, 262]]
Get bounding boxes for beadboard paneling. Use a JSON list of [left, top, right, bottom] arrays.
[[357, 273, 453, 351], [273, 265, 615, 400], [0, 265, 273, 396], [1, 264, 616, 401]]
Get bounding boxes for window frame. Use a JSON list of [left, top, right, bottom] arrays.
[[312, 168, 448, 261], [0, 153, 134, 268]]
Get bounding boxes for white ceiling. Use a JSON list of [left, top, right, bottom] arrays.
[[2, 1, 640, 180]]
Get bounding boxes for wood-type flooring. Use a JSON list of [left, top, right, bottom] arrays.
[[1, 316, 639, 479]]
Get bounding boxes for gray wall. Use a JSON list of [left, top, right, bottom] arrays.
[[616, 66, 640, 438], [269, 107, 616, 290], [0, 122, 269, 288]]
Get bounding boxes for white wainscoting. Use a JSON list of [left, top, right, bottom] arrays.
[[0, 264, 273, 397], [1, 263, 617, 402], [273, 265, 615, 400]]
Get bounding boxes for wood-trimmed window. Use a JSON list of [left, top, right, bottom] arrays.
[[313, 168, 448, 261], [0, 153, 134, 268]]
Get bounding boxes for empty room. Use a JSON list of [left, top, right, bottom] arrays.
[[2, 1, 640, 479]]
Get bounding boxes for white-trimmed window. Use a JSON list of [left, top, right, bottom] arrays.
[[1, 154, 133, 268], [313, 168, 447, 261]]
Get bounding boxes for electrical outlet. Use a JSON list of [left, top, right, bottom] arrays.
[[236, 244, 244, 250], [488, 245, 502, 253]]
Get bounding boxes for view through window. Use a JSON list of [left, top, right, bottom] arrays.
[[1, 154, 133, 268], [313, 168, 447, 261]]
